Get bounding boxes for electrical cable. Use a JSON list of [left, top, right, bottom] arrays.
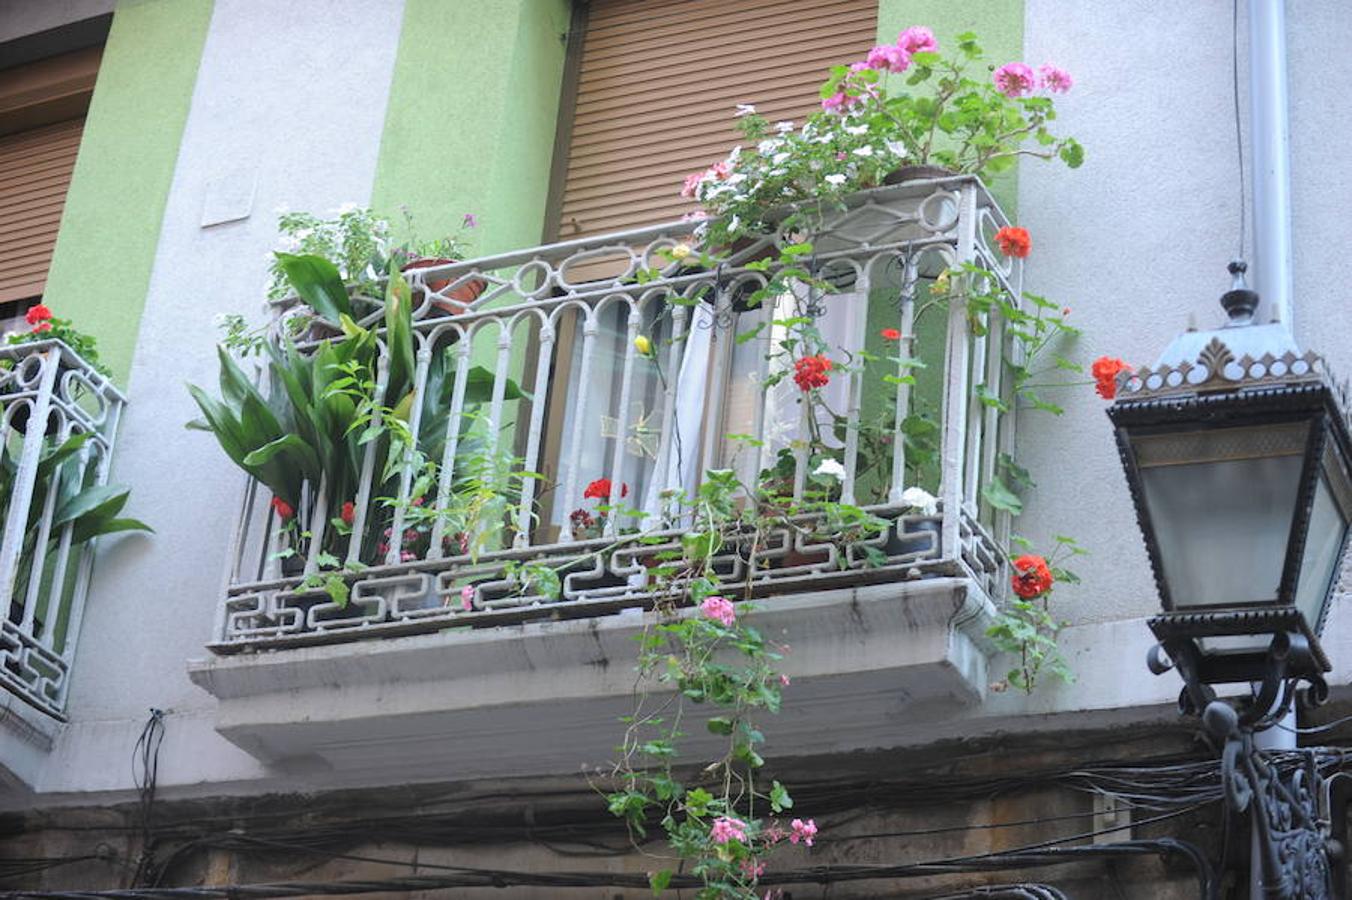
[[129, 709, 166, 888], [0, 837, 1213, 900], [1274, 711, 1352, 735]]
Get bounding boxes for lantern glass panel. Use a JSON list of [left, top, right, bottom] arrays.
[[1295, 468, 1351, 634], [1132, 422, 1308, 610]]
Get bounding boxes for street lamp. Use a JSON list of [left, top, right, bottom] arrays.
[[1108, 262, 1352, 899]]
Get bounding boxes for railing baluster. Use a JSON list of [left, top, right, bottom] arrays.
[[484, 326, 514, 454], [840, 266, 872, 505], [888, 253, 919, 503], [979, 301, 1005, 521], [35, 438, 88, 649], [941, 183, 979, 556], [964, 309, 989, 513], [428, 338, 473, 559], [19, 422, 71, 635], [344, 355, 390, 566], [558, 312, 597, 541], [515, 317, 555, 548], [0, 349, 59, 619], [605, 303, 640, 536], [387, 343, 434, 565], [648, 303, 687, 525]]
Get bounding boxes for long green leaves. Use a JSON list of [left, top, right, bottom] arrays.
[[274, 253, 353, 324]]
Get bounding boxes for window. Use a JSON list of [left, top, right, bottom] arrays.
[[551, 0, 878, 239], [0, 45, 102, 306]]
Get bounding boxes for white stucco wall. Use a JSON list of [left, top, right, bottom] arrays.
[[1017, 0, 1352, 626], [31, 0, 407, 796]]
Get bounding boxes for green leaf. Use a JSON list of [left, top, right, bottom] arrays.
[[649, 870, 673, 895], [770, 780, 793, 813], [53, 484, 128, 528], [981, 476, 1023, 515], [706, 716, 735, 735], [275, 253, 352, 323], [74, 516, 153, 545], [384, 265, 416, 398], [1060, 138, 1084, 168], [242, 434, 322, 481]]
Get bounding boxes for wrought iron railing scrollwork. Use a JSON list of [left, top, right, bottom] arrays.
[[214, 176, 1023, 651], [0, 339, 125, 717]]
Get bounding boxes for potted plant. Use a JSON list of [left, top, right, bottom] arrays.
[[680, 26, 1082, 248], [392, 211, 487, 316]]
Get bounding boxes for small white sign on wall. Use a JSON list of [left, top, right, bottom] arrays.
[[201, 169, 257, 228]]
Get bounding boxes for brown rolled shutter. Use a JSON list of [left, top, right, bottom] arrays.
[[0, 47, 100, 304], [0, 120, 83, 303], [556, 0, 878, 239]]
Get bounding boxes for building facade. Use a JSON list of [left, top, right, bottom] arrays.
[[2, 1, 1352, 897]]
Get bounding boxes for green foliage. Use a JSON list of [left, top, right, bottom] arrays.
[[0, 431, 151, 618], [5, 315, 110, 378], [690, 32, 1083, 246]]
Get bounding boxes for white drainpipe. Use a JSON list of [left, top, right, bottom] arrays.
[[1248, 0, 1294, 327]]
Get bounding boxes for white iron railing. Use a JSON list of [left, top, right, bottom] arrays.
[[213, 176, 1021, 651], [0, 340, 125, 717]]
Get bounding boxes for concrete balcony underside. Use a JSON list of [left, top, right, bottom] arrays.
[[188, 578, 996, 781]]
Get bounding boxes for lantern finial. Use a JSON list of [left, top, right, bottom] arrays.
[[1221, 258, 1259, 324]]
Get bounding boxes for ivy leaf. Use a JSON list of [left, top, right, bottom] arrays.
[[770, 780, 793, 813]]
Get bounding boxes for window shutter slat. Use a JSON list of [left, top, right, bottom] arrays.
[[0, 118, 83, 303], [556, 0, 878, 239]]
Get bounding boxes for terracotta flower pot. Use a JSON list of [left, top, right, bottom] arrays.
[[403, 257, 486, 316], [882, 164, 957, 185]]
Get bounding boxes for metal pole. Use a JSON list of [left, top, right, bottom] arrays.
[[1248, 0, 1294, 327]]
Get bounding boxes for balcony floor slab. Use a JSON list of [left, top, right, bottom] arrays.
[[187, 577, 995, 783]]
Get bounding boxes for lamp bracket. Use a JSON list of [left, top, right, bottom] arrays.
[[1147, 630, 1340, 898], [1212, 709, 1339, 899]]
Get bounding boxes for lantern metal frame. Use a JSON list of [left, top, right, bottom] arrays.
[[1109, 333, 1352, 704]]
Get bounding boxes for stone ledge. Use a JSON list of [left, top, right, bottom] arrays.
[[0, 685, 62, 799], [187, 577, 997, 783]]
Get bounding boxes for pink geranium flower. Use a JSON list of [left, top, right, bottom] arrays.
[[865, 44, 911, 73], [897, 25, 937, 55], [790, 818, 818, 846], [701, 596, 736, 628], [680, 171, 703, 198], [993, 62, 1036, 98], [711, 816, 748, 844], [1039, 64, 1073, 93]]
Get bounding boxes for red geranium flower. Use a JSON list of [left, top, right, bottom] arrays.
[[32, 322, 51, 334], [880, 328, 902, 341], [271, 496, 295, 521], [1091, 356, 1130, 400], [583, 477, 628, 501], [340, 501, 356, 526], [793, 354, 832, 392], [1011, 554, 1054, 599], [994, 226, 1031, 259], [25, 304, 52, 326]]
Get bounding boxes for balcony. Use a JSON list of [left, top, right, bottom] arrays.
[[189, 176, 1027, 776], [0, 340, 126, 719]]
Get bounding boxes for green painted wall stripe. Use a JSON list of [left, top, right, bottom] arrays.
[[41, 0, 214, 386], [875, 0, 1025, 214], [371, 0, 571, 257]]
